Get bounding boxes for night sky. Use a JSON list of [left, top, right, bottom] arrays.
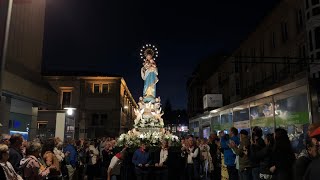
[[43, 0, 278, 109]]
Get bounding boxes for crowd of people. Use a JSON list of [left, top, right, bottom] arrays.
[[1, 123, 320, 180], [0, 135, 124, 180]]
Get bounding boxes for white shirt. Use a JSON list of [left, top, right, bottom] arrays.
[[159, 149, 168, 165], [109, 156, 119, 169], [0, 161, 22, 180], [187, 147, 199, 164], [88, 145, 99, 165]]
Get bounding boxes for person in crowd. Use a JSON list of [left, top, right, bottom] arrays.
[[250, 126, 266, 180], [21, 140, 28, 158], [154, 140, 169, 180], [307, 122, 320, 137], [86, 141, 100, 180], [0, 134, 10, 146], [221, 127, 240, 180], [53, 137, 64, 163], [269, 128, 295, 180], [77, 140, 88, 179], [132, 141, 152, 180], [8, 133, 23, 175], [250, 133, 274, 180], [214, 137, 222, 180], [20, 142, 50, 180], [64, 139, 78, 180], [42, 138, 61, 179], [0, 144, 23, 180], [181, 136, 200, 180], [208, 132, 219, 180], [303, 126, 320, 180], [107, 150, 127, 180], [294, 137, 319, 180], [102, 141, 114, 178], [199, 138, 212, 178], [230, 129, 252, 180]]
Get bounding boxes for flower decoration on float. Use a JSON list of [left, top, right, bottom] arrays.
[[140, 44, 159, 60]]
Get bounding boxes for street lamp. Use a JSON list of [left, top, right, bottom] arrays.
[[64, 107, 76, 116], [124, 105, 129, 109]]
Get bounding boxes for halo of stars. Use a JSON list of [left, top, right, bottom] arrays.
[[140, 44, 159, 60]]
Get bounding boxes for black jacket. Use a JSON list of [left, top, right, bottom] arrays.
[[250, 137, 266, 168], [8, 147, 23, 174], [153, 148, 168, 167], [293, 151, 312, 180], [250, 145, 273, 174], [304, 157, 320, 180]]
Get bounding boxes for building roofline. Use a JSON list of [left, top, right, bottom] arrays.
[[120, 78, 138, 107]]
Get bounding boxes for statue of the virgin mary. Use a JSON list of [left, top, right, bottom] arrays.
[[141, 48, 159, 102]]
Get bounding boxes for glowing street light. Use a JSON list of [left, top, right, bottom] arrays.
[[64, 107, 76, 116], [124, 105, 129, 109]]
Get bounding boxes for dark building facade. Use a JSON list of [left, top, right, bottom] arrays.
[[38, 74, 137, 139]]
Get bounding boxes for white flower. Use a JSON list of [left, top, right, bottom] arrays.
[[139, 134, 145, 139]]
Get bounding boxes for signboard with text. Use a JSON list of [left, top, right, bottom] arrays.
[[203, 94, 223, 109]]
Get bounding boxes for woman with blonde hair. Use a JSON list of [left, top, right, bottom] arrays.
[[0, 144, 23, 180]]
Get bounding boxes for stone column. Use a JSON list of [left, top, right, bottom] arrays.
[[0, 96, 10, 134], [29, 107, 38, 140]]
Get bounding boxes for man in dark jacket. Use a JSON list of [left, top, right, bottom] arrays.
[[250, 126, 265, 180], [230, 129, 252, 180], [294, 137, 319, 180], [208, 132, 219, 180], [8, 133, 23, 175]]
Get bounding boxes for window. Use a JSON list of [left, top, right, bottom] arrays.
[[92, 114, 99, 126], [102, 84, 109, 93], [307, 12, 311, 20], [315, 27, 320, 49], [272, 32, 276, 48], [260, 40, 265, 58], [312, 7, 320, 16], [251, 48, 256, 62], [306, 0, 309, 9], [297, 9, 304, 32], [93, 84, 100, 93], [235, 80, 240, 95], [312, 0, 319, 5], [101, 114, 108, 125], [309, 31, 314, 51], [302, 45, 306, 57], [281, 22, 288, 42], [62, 92, 71, 107], [87, 83, 92, 93], [235, 56, 240, 73]]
